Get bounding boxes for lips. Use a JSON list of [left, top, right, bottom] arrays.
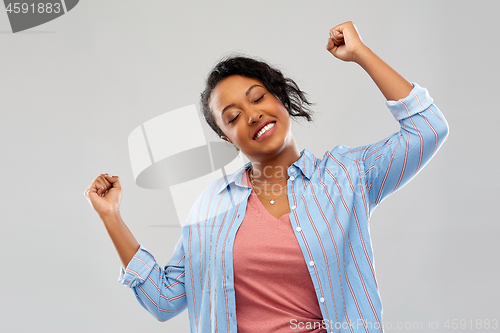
[[253, 120, 276, 140]]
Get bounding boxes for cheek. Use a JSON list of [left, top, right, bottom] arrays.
[[272, 99, 289, 117], [219, 125, 243, 145], [281, 112, 293, 134], [231, 124, 247, 142], [279, 106, 291, 123]]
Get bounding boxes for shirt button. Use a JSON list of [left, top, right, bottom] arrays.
[[291, 205, 296, 210], [320, 297, 325, 303], [290, 175, 295, 181], [309, 261, 315, 266], [296, 226, 302, 232]]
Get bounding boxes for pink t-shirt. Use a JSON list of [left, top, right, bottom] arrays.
[[233, 169, 326, 332]]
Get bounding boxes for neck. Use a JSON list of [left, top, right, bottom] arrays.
[[248, 142, 301, 183]]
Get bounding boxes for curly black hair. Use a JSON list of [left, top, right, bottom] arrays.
[[200, 55, 314, 138]]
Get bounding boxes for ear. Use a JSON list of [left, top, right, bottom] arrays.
[[220, 135, 232, 144]]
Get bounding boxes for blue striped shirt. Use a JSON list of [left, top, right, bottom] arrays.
[[119, 83, 449, 332]]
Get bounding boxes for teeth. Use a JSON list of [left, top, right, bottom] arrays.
[[255, 122, 275, 139]]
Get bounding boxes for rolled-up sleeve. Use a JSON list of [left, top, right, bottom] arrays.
[[118, 237, 187, 321], [362, 83, 449, 213]]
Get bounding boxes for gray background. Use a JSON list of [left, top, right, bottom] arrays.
[[1, 1, 499, 332]]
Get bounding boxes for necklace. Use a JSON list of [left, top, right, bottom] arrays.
[[253, 186, 288, 205], [250, 174, 286, 192], [249, 169, 288, 184], [250, 178, 286, 192], [249, 168, 288, 205]]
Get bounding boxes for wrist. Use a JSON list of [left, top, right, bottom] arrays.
[[99, 209, 122, 224], [352, 45, 373, 66]]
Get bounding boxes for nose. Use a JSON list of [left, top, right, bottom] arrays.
[[247, 108, 263, 124]]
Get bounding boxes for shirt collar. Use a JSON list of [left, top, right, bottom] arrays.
[[291, 148, 315, 180], [216, 149, 316, 194], [216, 163, 251, 194]]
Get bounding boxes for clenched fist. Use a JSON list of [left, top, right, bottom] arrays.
[[326, 21, 367, 63], [84, 174, 122, 218]]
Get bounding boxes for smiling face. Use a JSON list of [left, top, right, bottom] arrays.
[[210, 75, 297, 162]]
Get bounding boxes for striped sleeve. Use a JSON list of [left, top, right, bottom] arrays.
[[118, 239, 188, 321], [361, 83, 449, 211]]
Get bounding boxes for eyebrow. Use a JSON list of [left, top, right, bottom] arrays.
[[220, 84, 263, 117]]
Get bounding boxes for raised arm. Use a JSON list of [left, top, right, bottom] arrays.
[[326, 22, 449, 212], [84, 174, 139, 268], [84, 174, 187, 321], [327, 21, 414, 101]]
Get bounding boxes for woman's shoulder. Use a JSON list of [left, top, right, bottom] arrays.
[[181, 165, 249, 228], [311, 145, 371, 166], [296, 147, 368, 180], [191, 163, 250, 204]]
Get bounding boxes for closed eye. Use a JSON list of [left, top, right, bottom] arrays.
[[228, 113, 240, 124], [253, 94, 265, 103]]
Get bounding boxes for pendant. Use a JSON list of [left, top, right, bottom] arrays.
[[270, 200, 275, 205]]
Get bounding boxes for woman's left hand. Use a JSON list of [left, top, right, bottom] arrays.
[[326, 21, 367, 63]]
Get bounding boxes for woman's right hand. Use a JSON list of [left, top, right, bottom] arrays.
[[84, 174, 122, 218]]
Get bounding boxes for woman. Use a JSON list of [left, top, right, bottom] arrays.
[[85, 22, 448, 332]]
